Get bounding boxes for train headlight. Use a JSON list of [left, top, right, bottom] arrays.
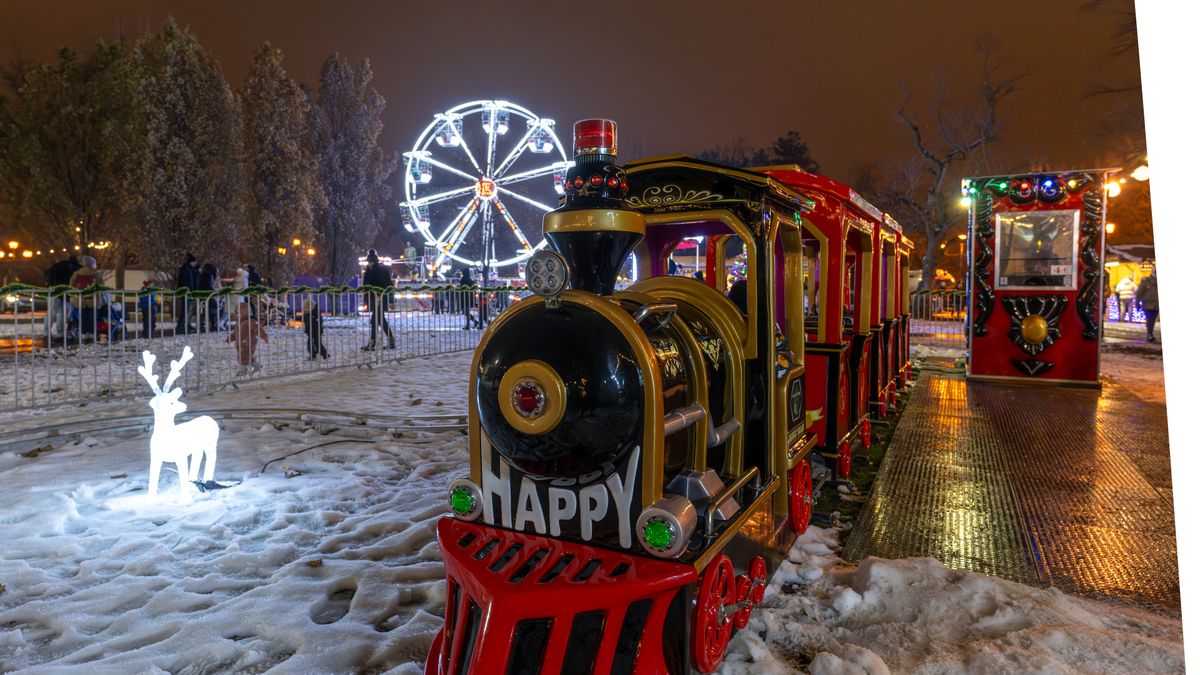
[[525, 249, 570, 304], [636, 494, 697, 559], [448, 477, 483, 521]]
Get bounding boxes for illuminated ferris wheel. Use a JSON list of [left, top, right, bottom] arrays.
[[400, 100, 571, 274]]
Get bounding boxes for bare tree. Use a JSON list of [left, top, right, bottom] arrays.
[[868, 47, 1020, 287]]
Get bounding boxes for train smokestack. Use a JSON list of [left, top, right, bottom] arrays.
[[542, 119, 644, 295]]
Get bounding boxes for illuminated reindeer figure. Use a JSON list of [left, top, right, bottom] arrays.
[[137, 346, 220, 498]]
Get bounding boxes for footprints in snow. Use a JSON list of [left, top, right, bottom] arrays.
[[310, 581, 357, 625]]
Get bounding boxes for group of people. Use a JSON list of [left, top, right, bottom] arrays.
[[173, 254, 263, 336], [42, 254, 121, 341], [1111, 267, 1160, 342]]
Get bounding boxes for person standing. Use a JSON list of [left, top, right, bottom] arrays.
[[459, 268, 481, 330], [301, 297, 329, 360], [198, 263, 221, 332], [138, 279, 158, 339], [43, 255, 80, 340], [1136, 267, 1160, 342], [245, 264, 262, 318], [361, 249, 395, 350], [68, 256, 101, 340], [175, 253, 199, 334], [1114, 275, 1136, 322]]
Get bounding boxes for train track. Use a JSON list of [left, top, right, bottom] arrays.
[[0, 407, 468, 456]]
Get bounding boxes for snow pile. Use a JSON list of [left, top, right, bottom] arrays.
[[721, 527, 1184, 674], [910, 343, 965, 361]]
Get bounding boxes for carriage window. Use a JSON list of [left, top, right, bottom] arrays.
[[995, 210, 1079, 290], [802, 241, 820, 324]]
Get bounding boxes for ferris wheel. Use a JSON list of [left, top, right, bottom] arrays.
[[400, 100, 571, 275]]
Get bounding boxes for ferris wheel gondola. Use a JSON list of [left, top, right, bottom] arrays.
[[400, 100, 571, 276]]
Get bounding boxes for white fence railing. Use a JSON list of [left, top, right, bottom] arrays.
[[0, 284, 522, 412]]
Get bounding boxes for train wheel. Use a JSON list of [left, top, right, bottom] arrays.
[[692, 553, 735, 672], [748, 555, 768, 605], [733, 575, 752, 629], [788, 460, 812, 534], [838, 441, 852, 479], [861, 419, 872, 449]]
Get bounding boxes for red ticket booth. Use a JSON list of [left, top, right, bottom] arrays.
[[762, 168, 878, 476], [964, 170, 1112, 385]]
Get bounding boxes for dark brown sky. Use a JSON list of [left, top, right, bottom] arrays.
[[1, 0, 1144, 184]]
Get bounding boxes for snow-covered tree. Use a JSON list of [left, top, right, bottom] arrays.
[[132, 17, 243, 278], [238, 43, 322, 285], [0, 42, 141, 279], [310, 54, 397, 285]]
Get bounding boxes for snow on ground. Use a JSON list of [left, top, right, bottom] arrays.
[[721, 527, 1184, 674], [0, 344, 1183, 673], [0, 352, 472, 673]]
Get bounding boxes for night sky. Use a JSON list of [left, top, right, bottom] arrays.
[[2, 0, 1143, 186]]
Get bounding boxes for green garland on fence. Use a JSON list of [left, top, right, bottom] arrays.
[[0, 282, 523, 298]]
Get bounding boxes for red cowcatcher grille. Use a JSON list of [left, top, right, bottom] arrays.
[[426, 518, 696, 675]]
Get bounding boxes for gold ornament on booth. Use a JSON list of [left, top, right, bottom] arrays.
[[1020, 315, 1049, 345]]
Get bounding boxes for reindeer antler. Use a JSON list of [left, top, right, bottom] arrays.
[[137, 351, 162, 395], [163, 346, 194, 393]]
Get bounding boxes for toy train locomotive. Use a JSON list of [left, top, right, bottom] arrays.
[[426, 119, 912, 674]]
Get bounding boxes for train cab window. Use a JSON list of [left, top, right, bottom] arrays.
[[843, 255, 857, 330], [802, 241, 821, 330]]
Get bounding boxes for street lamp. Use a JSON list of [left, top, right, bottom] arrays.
[[6, 241, 17, 250], [1106, 222, 1116, 235], [1131, 165, 1150, 181]]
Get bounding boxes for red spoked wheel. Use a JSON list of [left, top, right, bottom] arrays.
[[748, 555, 768, 605], [838, 440, 852, 479], [788, 460, 813, 534], [861, 419, 872, 449], [733, 575, 752, 629], [692, 553, 735, 673]]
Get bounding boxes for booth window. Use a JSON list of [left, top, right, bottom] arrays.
[[995, 210, 1080, 290]]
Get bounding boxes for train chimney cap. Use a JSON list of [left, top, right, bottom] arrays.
[[573, 119, 617, 157]]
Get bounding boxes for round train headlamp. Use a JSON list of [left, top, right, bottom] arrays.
[[525, 249, 570, 300], [636, 494, 697, 559], [498, 360, 566, 435], [448, 478, 483, 521]]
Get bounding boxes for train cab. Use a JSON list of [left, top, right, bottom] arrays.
[[870, 214, 904, 417], [758, 168, 881, 477]]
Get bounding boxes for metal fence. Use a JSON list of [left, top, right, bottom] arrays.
[[908, 289, 968, 351], [0, 283, 521, 412]]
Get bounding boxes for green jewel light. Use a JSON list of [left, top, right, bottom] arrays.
[[643, 517, 674, 550], [450, 486, 476, 516]]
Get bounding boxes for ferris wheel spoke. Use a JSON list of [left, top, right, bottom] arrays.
[[497, 186, 556, 212], [495, 163, 562, 186], [434, 200, 481, 270], [434, 197, 481, 246], [457, 139, 483, 175], [404, 184, 477, 208], [422, 155, 480, 184], [493, 196, 535, 252], [485, 118, 497, 178], [493, 124, 539, 178]]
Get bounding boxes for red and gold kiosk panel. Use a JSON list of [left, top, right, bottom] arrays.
[[964, 170, 1112, 385]]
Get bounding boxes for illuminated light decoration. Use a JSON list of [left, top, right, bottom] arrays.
[[136, 347, 219, 501], [306, 247, 316, 256], [22, 250, 33, 258], [277, 247, 287, 255], [1106, 222, 1116, 234], [960, 197, 972, 207], [399, 100, 569, 271], [573, 118, 617, 155], [1131, 165, 1150, 181], [6, 241, 17, 250], [433, 113, 463, 147], [1105, 181, 1122, 198]]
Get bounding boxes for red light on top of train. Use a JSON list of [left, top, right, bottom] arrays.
[[573, 118, 617, 156]]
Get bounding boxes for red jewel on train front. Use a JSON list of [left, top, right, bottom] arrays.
[[589, 174, 603, 187], [513, 380, 545, 417], [606, 176, 620, 188], [572, 176, 585, 189]]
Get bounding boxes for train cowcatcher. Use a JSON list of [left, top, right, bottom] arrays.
[[426, 119, 909, 674]]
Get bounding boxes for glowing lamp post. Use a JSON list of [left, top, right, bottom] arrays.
[[136, 346, 220, 501]]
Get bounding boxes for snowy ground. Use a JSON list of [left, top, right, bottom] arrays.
[[0, 348, 1183, 673]]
